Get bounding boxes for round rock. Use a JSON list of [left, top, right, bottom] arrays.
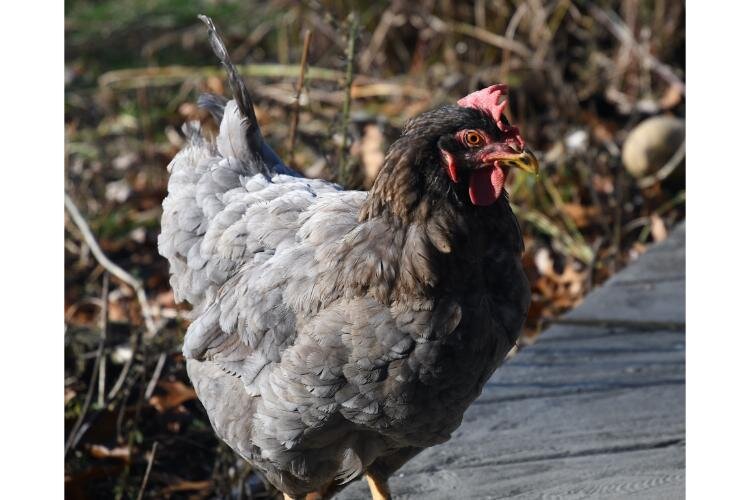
[[622, 115, 685, 179]]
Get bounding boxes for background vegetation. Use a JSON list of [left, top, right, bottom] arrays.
[[64, 1, 685, 498]]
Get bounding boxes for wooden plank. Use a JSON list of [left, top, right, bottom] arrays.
[[559, 224, 685, 325], [338, 224, 685, 499], [344, 445, 684, 499]]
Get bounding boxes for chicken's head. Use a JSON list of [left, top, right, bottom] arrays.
[[361, 84, 538, 221], [437, 84, 539, 206]]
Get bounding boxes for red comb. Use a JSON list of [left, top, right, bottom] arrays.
[[458, 84, 524, 148]]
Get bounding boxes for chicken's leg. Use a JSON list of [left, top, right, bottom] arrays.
[[282, 483, 332, 500], [365, 472, 391, 500]]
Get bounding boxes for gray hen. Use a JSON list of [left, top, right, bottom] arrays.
[[158, 15, 538, 500]]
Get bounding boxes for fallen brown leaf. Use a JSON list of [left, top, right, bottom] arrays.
[[659, 84, 684, 110], [88, 444, 131, 462], [65, 387, 77, 405], [149, 380, 197, 413], [533, 253, 587, 312], [160, 479, 212, 495], [650, 214, 668, 242], [562, 203, 600, 228]]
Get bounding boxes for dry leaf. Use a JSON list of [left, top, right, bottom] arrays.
[[592, 174, 614, 195], [149, 380, 197, 413], [160, 480, 212, 495], [659, 84, 684, 110], [88, 444, 131, 462], [650, 214, 668, 242], [534, 248, 554, 276], [562, 203, 599, 228], [533, 255, 587, 312], [107, 298, 131, 323], [65, 387, 77, 405]]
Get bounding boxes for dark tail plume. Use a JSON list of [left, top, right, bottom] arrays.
[[198, 14, 262, 150]]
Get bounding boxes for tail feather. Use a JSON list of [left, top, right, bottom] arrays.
[[198, 14, 272, 176], [198, 15, 298, 177], [198, 15, 260, 139]]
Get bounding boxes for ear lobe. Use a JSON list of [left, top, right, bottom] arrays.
[[440, 148, 459, 183]]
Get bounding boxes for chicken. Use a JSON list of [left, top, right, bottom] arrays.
[[158, 16, 539, 500]]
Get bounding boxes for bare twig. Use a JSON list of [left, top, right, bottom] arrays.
[[287, 30, 313, 165], [359, 9, 397, 71], [500, 2, 529, 81], [98, 272, 109, 407], [64, 350, 102, 455], [107, 329, 142, 402], [590, 5, 685, 93], [99, 63, 344, 91], [64, 279, 108, 456], [231, 19, 274, 62], [64, 193, 157, 337], [144, 352, 167, 400], [428, 16, 532, 58], [115, 369, 148, 500], [136, 442, 159, 500], [626, 190, 685, 241], [542, 176, 593, 262], [511, 204, 594, 264], [337, 12, 359, 185]]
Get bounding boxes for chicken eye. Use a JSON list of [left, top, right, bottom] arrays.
[[465, 131, 483, 147]]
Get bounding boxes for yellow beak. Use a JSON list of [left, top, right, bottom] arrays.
[[500, 148, 539, 176]]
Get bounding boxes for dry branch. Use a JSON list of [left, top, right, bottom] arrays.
[[590, 6, 685, 93], [287, 30, 313, 165], [98, 272, 109, 407], [337, 12, 359, 185], [64, 193, 158, 337], [99, 63, 344, 91], [64, 274, 109, 457], [144, 352, 167, 400], [428, 16, 532, 58], [136, 442, 159, 500]]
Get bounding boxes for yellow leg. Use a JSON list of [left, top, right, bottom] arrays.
[[365, 472, 391, 500], [283, 484, 330, 500]]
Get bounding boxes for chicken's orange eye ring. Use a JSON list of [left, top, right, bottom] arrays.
[[464, 130, 483, 147]]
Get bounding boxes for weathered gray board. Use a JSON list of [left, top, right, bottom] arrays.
[[339, 224, 685, 499]]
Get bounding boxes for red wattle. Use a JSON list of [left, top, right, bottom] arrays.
[[441, 150, 459, 183], [469, 164, 505, 206]]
